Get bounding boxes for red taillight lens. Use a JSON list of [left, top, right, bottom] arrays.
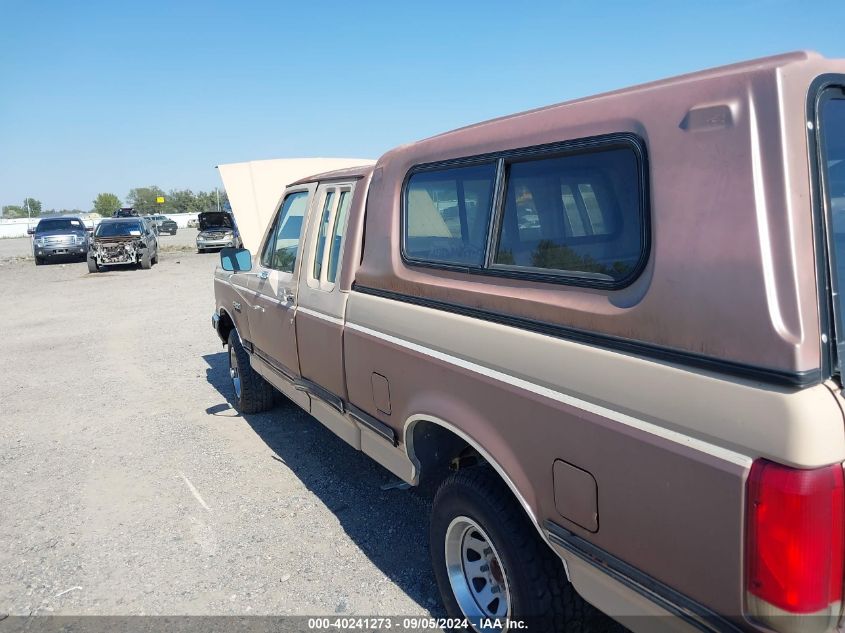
[[746, 459, 845, 614]]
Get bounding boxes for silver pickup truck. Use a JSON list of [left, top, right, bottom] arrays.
[[213, 51, 845, 633]]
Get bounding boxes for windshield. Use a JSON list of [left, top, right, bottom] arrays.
[[822, 92, 845, 371], [36, 218, 84, 232], [95, 221, 143, 237]]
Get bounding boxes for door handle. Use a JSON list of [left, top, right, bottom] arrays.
[[253, 304, 265, 312], [258, 271, 269, 280]]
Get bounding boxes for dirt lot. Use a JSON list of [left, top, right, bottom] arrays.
[[0, 250, 438, 617]]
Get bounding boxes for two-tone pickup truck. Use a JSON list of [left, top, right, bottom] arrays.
[[213, 51, 845, 633]]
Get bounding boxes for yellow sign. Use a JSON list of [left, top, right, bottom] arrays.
[[156, 196, 165, 204]]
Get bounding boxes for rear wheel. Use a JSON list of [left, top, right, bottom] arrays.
[[227, 329, 276, 413], [430, 467, 588, 632]]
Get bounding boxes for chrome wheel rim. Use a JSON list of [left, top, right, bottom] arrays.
[[229, 345, 242, 399], [444, 516, 511, 627]]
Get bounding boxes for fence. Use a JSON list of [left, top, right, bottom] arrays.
[[0, 214, 200, 239]]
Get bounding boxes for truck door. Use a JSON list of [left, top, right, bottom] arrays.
[[295, 181, 356, 399], [247, 184, 316, 378]]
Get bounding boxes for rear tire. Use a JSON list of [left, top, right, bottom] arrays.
[[430, 467, 588, 632], [227, 329, 276, 414]]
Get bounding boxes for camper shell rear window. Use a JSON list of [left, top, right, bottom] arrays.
[[819, 86, 845, 373]]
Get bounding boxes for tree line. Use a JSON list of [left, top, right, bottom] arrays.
[[2, 187, 230, 219]]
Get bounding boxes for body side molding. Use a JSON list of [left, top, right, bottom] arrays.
[[545, 521, 744, 633], [351, 284, 819, 389]]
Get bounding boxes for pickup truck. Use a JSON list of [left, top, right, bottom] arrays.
[[212, 51, 845, 633]]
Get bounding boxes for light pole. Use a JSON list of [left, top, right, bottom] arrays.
[[216, 187, 220, 213]]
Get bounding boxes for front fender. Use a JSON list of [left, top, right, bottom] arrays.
[[214, 273, 254, 345]]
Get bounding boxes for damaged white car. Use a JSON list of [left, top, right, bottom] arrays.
[[87, 218, 159, 273]]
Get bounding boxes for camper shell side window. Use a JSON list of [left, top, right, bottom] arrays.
[[400, 133, 650, 289]]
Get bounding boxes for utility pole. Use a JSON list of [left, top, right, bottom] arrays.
[[216, 187, 220, 213]]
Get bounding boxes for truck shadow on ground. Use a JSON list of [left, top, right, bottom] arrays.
[[203, 351, 444, 616]]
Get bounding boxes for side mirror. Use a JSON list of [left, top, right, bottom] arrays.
[[220, 247, 252, 272], [27, 227, 35, 235]]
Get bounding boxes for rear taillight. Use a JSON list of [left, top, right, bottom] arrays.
[[746, 459, 844, 630]]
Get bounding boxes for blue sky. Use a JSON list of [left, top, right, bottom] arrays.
[[1, 0, 844, 211]]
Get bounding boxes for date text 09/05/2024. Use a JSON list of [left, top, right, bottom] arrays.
[[306, 617, 528, 630]]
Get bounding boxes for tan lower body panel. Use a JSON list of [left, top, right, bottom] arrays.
[[360, 427, 415, 483], [560, 553, 700, 633], [311, 399, 361, 449], [254, 352, 416, 482], [311, 400, 415, 481], [250, 354, 311, 412]]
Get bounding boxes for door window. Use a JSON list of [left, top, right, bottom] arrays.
[[309, 185, 354, 288], [261, 190, 310, 273], [313, 191, 336, 280], [327, 190, 352, 283]]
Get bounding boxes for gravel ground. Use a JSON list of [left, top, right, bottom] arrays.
[[0, 252, 439, 617], [0, 229, 201, 260]]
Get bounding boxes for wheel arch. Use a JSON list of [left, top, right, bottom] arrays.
[[216, 307, 236, 345], [403, 414, 544, 543]]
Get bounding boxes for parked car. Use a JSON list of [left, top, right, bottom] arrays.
[[212, 52, 845, 633], [196, 211, 240, 252], [88, 218, 158, 272], [28, 216, 89, 265], [154, 215, 178, 235]]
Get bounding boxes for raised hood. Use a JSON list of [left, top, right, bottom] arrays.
[[198, 212, 233, 231], [216, 157, 375, 253]]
